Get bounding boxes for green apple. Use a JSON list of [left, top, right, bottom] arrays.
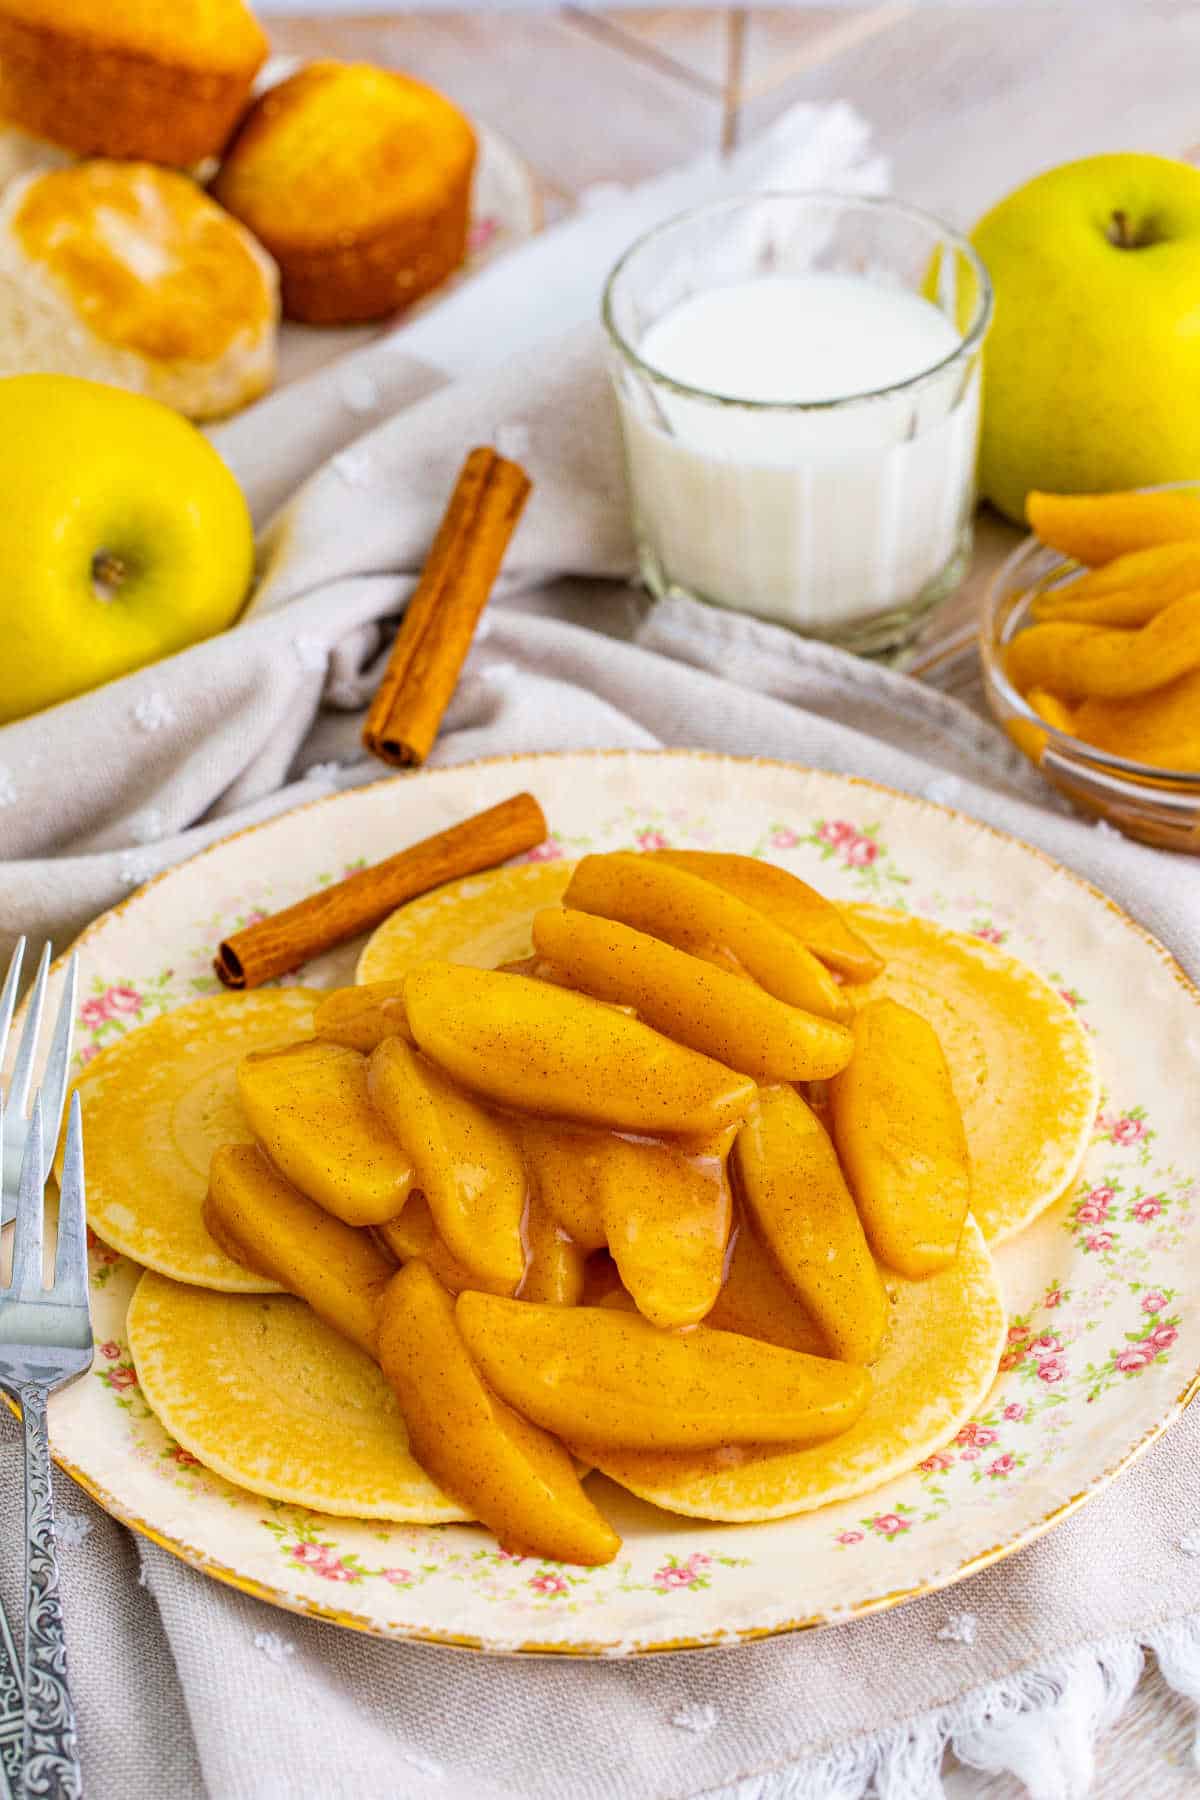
[[972, 152, 1200, 523], [0, 374, 254, 724]]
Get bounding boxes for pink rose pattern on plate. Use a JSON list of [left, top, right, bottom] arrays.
[[791, 818, 910, 897], [73, 808, 1196, 1613]]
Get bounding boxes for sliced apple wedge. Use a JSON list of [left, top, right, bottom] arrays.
[[375, 1194, 511, 1298], [403, 961, 755, 1136], [520, 1196, 588, 1305], [705, 1208, 828, 1357], [378, 1262, 620, 1565], [314, 981, 414, 1052], [237, 1039, 415, 1227], [204, 1144, 394, 1358], [647, 849, 884, 983], [732, 1085, 888, 1364], [828, 997, 971, 1278], [368, 1036, 526, 1295], [563, 852, 853, 1019], [456, 1294, 871, 1451], [518, 1120, 609, 1251], [593, 1130, 732, 1329], [532, 908, 854, 1081]]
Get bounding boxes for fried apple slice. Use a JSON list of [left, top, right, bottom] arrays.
[[403, 961, 755, 1136], [1073, 667, 1200, 770], [1006, 595, 1200, 700], [1033, 540, 1200, 611], [518, 1120, 608, 1251], [593, 1130, 732, 1330], [375, 1194, 511, 1297], [204, 1144, 394, 1358], [237, 1040, 415, 1227], [844, 907, 1096, 1244], [705, 1209, 828, 1356], [378, 1262, 620, 1565], [732, 1086, 887, 1363], [368, 1036, 526, 1294], [532, 908, 853, 1082], [456, 1294, 870, 1452], [520, 1197, 588, 1305], [591, 1218, 1003, 1521], [1027, 488, 1200, 564], [828, 997, 970, 1278], [564, 853, 852, 1020], [647, 850, 883, 982], [314, 981, 414, 1052]]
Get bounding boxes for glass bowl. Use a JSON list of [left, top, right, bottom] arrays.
[[980, 503, 1200, 854]]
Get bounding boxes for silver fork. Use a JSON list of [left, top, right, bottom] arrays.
[[1, 942, 78, 1219], [1, 941, 79, 1800], [1, 1068, 90, 1799]]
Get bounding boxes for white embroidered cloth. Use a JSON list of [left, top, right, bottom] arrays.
[[1, 101, 1200, 1800]]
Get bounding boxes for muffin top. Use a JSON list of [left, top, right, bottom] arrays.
[[213, 61, 477, 251], [12, 161, 277, 360], [0, 0, 268, 71]]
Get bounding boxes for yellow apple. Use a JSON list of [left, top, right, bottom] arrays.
[[972, 153, 1200, 523], [0, 374, 254, 724]]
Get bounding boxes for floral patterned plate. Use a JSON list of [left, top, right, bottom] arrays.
[[37, 751, 1200, 1654]]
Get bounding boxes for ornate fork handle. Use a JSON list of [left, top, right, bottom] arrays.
[[19, 1387, 81, 1800], [0, 1585, 21, 1800]]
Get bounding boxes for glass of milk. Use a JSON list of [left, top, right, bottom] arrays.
[[602, 193, 993, 654]]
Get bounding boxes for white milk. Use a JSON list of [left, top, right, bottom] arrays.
[[616, 273, 981, 640]]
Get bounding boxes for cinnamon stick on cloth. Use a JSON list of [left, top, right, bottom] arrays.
[[214, 792, 547, 989], [362, 446, 532, 768]]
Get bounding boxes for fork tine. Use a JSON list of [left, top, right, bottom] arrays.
[[54, 1092, 89, 1309], [0, 934, 24, 1071], [38, 953, 78, 1173], [8, 939, 50, 1118], [9, 1091, 45, 1298]]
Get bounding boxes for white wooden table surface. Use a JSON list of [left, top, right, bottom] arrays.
[[269, 11, 1200, 1792]]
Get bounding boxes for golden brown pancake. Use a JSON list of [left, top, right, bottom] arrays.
[[127, 1271, 470, 1522], [68, 988, 319, 1291], [588, 1217, 1004, 1521], [845, 907, 1099, 1242], [358, 860, 571, 984]]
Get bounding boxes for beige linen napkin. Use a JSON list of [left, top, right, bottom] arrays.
[[1, 101, 1200, 1800]]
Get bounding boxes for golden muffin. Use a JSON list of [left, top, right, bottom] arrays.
[[0, 160, 278, 418], [0, 0, 268, 165], [212, 60, 477, 326]]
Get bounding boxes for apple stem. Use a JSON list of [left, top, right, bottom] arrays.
[[91, 551, 127, 601], [1107, 208, 1154, 250]]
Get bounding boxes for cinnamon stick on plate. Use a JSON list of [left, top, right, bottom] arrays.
[[362, 446, 532, 768], [214, 791, 547, 989]]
